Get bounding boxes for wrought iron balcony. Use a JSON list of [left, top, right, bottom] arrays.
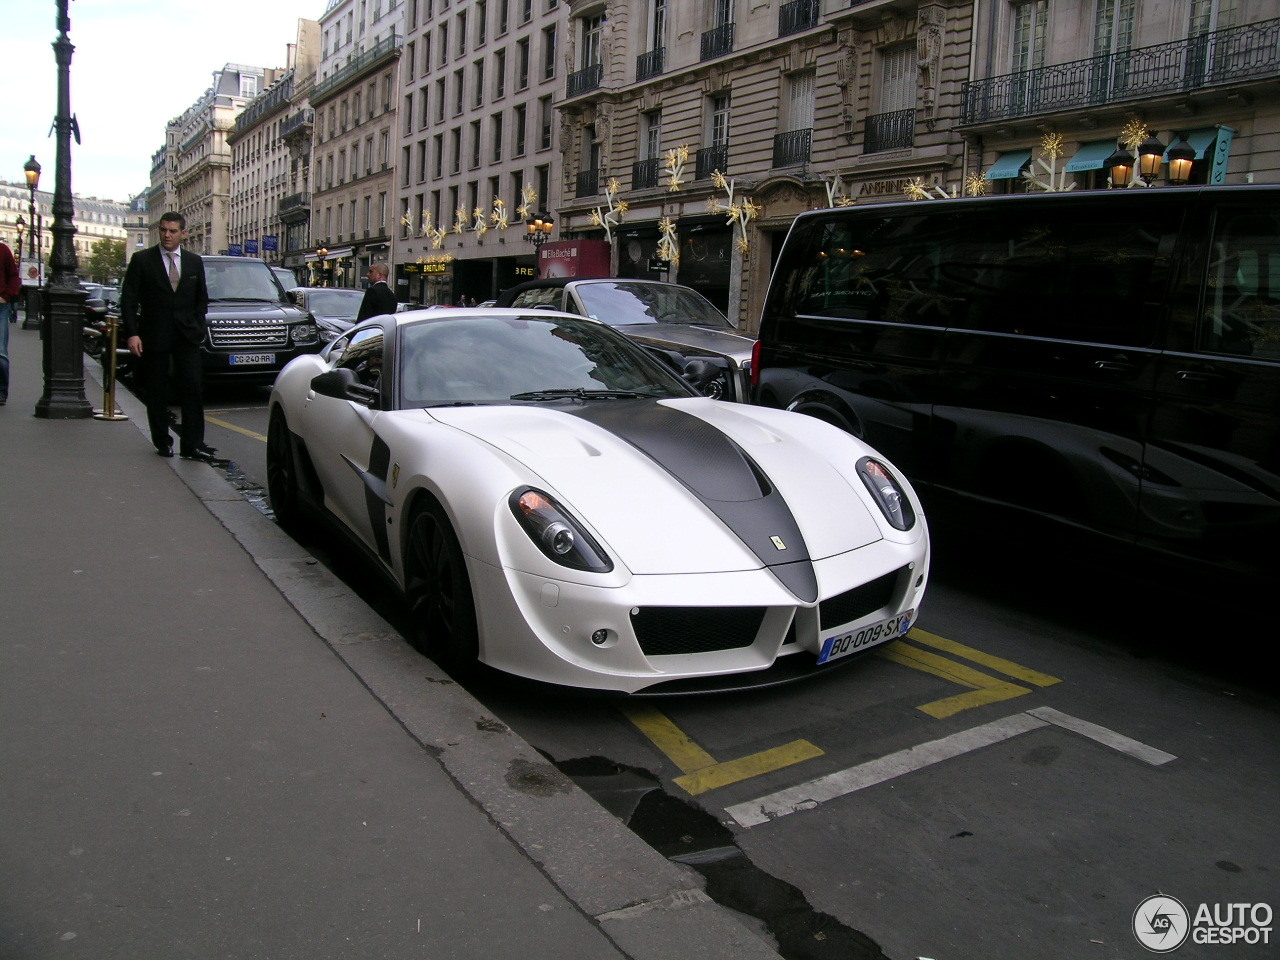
[[695, 145, 730, 180], [779, 0, 820, 37], [311, 33, 402, 103], [864, 109, 915, 153], [280, 109, 314, 140], [701, 23, 735, 61], [278, 192, 311, 223], [637, 47, 665, 82], [962, 16, 1280, 125], [632, 158, 662, 190], [566, 63, 604, 98], [772, 129, 812, 168], [576, 167, 601, 197]]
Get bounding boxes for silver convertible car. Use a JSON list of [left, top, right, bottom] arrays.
[[267, 308, 929, 693]]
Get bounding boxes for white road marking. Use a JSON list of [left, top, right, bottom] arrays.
[[1027, 706, 1177, 766], [725, 709, 1176, 828]]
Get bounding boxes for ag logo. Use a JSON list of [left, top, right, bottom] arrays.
[[1133, 895, 1190, 953]]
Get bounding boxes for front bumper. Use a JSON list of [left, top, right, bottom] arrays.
[[467, 535, 929, 693]]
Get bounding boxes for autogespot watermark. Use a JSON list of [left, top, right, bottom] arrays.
[[1133, 895, 1273, 952]]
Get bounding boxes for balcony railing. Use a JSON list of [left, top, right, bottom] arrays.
[[772, 128, 812, 167], [696, 145, 729, 180], [864, 109, 916, 153], [637, 47, 665, 82], [311, 33, 402, 103], [566, 62, 604, 98], [701, 23, 735, 61], [632, 158, 662, 190], [962, 16, 1280, 124], [280, 109, 314, 139], [576, 167, 601, 197], [779, 0, 820, 37]]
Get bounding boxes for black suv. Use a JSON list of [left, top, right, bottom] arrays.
[[200, 256, 319, 380]]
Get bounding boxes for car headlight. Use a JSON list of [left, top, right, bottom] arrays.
[[856, 458, 916, 531], [291, 323, 318, 343], [510, 488, 613, 572]]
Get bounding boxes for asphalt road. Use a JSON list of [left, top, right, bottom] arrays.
[[196, 382, 1280, 960]]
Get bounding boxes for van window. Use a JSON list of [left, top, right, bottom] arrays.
[[771, 201, 1181, 348], [1201, 206, 1280, 360]]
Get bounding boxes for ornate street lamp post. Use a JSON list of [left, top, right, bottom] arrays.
[[525, 213, 554, 277], [315, 246, 329, 287], [35, 0, 92, 418], [21, 156, 42, 330]]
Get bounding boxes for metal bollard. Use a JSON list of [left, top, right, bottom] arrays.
[[93, 313, 128, 421]]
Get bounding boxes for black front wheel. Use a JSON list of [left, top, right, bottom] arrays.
[[403, 501, 479, 677], [266, 410, 301, 529]]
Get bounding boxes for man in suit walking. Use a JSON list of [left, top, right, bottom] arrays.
[[356, 262, 397, 322], [120, 212, 216, 460]]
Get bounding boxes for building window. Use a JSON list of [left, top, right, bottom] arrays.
[[471, 120, 482, 168], [543, 25, 558, 80], [473, 60, 486, 108], [495, 49, 507, 99], [773, 71, 814, 167], [539, 95, 554, 150], [476, 0, 488, 44], [514, 103, 527, 155], [454, 69, 465, 114], [434, 134, 445, 178], [457, 11, 469, 56], [1012, 0, 1048, 73], [517, 38, 530, 89], [492, 112, 504, 162]]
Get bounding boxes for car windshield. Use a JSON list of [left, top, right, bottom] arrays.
[[307, 290, 364, 318], [573, 282, 731, 328], [204, 260, 285, 301], [397, 314, 694, 408]]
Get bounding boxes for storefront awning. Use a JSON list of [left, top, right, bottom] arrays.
[[985, 149, 1032, 181], [1164, 127, 1219, 160], [1064, 140, 1118, 173]]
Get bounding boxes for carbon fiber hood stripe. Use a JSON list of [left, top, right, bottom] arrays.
[[567, 402, 818, 603]]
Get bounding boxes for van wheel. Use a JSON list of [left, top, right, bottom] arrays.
[[404, 501, 479, 678]]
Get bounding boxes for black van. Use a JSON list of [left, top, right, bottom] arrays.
[[754, 186, 1279, 584]]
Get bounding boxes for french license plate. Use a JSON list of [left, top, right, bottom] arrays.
[[818, 610, 914, 664], [229, 353, 275, 366]]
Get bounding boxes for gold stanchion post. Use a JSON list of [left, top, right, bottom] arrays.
[[93, 314, 129, 421]]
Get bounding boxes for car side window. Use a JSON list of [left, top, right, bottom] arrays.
[[336, 327, 386, 390], [511, 287, 565, 310], [772, 203, 1179, 348], [1201, 205, 1280, 361]]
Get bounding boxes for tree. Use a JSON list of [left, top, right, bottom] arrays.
[[85, 238, 126, 284]]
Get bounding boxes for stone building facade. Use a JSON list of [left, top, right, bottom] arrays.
[[172, 64, 280, 255], [228, 21, 321, 279], [393, 0, 566, 306], [305, 0, 405, 289], [555, 0, 975, 331], [960, 0, 1280, 193]]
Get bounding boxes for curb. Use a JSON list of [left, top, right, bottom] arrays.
[[93, 361, 783, 960]]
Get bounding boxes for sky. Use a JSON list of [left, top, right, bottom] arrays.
[[3, 0, 321, 205]]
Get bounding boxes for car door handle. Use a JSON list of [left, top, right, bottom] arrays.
[[1094, 359, 1136, 373], [1176, 369, 1225, 383]]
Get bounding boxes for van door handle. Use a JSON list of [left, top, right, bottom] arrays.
[[1094, 359, 1135, 373], [1176, 369, 1225, 383]]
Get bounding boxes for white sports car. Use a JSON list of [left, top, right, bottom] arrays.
[[267, 308, 929, 694]]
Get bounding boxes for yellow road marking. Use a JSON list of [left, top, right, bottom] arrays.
[[905, 628, 1062, 688], [205, 414, 266, 443], [620, 702, 824, 797], [878, 641, 1033, 718]]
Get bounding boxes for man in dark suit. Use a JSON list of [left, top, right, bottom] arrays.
[[120, 212, 216, 460], [356, 262, 398, 322]]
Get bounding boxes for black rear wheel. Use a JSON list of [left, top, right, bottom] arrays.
[[403, 501, 479, 677]]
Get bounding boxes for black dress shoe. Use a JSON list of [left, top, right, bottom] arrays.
[[180, 443, 218, 462], [156, 444, 174, 458]]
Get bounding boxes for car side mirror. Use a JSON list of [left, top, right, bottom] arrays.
[[311, 368, 379, 406], [682, 356, 729, 396]]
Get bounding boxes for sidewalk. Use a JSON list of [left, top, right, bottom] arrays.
[[0, 323, 782, 960]]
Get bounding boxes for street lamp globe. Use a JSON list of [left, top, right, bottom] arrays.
[[24, 155, 42, 190]]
